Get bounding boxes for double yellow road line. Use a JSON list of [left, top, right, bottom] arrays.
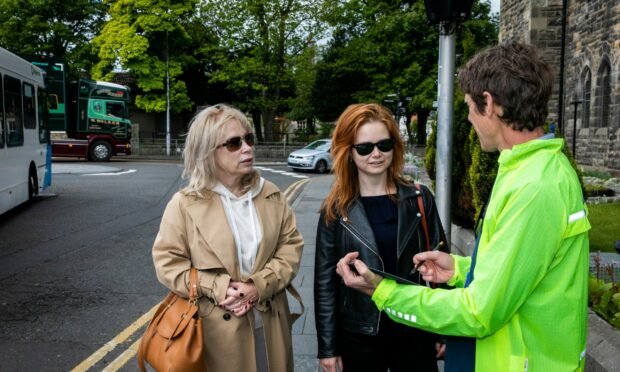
[[72, 178, 310, 371], [71, 304, 158, 372], [284, 178, 310, 204]]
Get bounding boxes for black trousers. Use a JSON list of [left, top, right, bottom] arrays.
[[340, 313, 439, 372]]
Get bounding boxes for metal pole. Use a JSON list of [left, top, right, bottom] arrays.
[[436, 23, 456, 244]]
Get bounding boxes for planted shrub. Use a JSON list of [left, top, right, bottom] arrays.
[[589, 254, 620, 328]]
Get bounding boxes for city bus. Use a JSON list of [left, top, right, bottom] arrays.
[[0, 47, 51, 215]]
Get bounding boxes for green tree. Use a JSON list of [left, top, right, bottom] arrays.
[[199, 0, 328, 142], [92, 0, 197, 113], [313, 0, 497, 147], [289, 44, 318, 135], [312, 29, 374, 122], [0, 0, 106, 77]]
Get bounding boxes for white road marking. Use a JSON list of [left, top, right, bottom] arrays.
[[255, 166, 308, 179], [82, 169, 137, 176]]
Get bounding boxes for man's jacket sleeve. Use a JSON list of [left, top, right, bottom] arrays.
[[372, 182, 572, 338]]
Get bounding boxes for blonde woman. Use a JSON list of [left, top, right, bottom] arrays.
[[152, 104, 303, 371]]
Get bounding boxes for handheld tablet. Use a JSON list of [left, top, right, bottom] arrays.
[[369, 268, 420, 285]]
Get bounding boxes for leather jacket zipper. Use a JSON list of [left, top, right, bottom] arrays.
[[340, 217, 384, 333], [340, 219, 385, 268]]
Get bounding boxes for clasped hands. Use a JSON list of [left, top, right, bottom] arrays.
[[219, 281, 259, 317], [336, 250, 455, 295]]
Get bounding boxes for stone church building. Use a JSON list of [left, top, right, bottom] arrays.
[[500, 0, 619, 170]]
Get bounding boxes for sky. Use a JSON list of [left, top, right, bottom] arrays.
[[490, 0, 500, 14]]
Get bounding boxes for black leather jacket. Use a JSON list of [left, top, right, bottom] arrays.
[[314, 183, 448, 358]]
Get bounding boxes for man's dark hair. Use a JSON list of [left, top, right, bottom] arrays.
[[458, 41, 554, 131]]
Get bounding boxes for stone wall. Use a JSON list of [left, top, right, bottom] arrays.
[[501, 0, 620, 170]]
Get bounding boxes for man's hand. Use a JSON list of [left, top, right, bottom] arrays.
[[319, 356, 343, 372], [413, 251, 455, 284], [336, 252, 383, 296]]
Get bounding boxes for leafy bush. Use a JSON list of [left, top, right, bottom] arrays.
[[583, 170, 613, 180], [586, 184, 616, 198], [294, 127, 319, 143], [317, 121, 335, 139], [468, 129, 498, 222], [425, 92, 491, 228], [589, 255, 620, 328], [589, 276, 620, 328]]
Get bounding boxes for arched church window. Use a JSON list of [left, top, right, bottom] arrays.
[[582, 69, 591, 128], [598, 60, 611, 128]]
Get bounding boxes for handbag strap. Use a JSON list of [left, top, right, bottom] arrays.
[[137, 268, 200, 372], [189, 267, 199, 301], [137, 293, 176, 372], [415, 184, 436, 288], [415, 184, 431, 252]]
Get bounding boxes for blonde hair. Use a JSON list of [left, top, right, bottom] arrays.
[[181, 104, 259, 196]]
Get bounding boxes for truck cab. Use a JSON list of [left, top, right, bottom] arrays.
[[33, 60, 132, 161]]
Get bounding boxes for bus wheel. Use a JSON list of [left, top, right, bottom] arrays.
[[90, 141, 113, 162], [28, 166, 38, 201]]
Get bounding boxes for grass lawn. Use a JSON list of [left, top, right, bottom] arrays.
[[588, 202, 620, 253]]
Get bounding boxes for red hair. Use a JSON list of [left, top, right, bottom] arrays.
[[321, 103, 407, 224]]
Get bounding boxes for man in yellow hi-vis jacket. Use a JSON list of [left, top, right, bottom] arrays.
[[336, 41, 590, 372]]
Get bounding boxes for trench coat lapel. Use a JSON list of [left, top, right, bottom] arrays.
[[185, 193, 240, 279], [251, 189, 283, 274]]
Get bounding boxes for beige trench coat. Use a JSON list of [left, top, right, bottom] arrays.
[[152, 180, 303, 372]]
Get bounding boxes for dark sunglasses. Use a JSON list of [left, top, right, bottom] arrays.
[[217, 133, 255, 152], [351, 138, 394, 156]]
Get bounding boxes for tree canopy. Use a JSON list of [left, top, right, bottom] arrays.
[[0, 0, 106, 77], [198, 0, 328, 141], [312, 0, 498, 142], [0, 0, 498, 145], [92, 0, 198, 113]]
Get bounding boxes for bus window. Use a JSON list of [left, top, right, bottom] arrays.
[[23, 83, 36, 129], [0, 74, 4, 148], [4, 75, 23, 147], [37, 87, 49, 144], [106, 102, 123, 118]]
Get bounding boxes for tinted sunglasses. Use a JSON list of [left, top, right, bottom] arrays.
[[351, 138, 394, 156], [217, 133, 255, 152]]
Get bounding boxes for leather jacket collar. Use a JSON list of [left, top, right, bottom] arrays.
[[340, 185, 424, 268]]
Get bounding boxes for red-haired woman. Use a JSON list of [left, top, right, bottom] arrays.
[[314, 103, 448, 372]]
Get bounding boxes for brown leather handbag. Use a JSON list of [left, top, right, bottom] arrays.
[[137, 268, 207, 372]]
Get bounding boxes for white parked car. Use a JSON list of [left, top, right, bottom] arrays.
[[287, 139, 332, 173]]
